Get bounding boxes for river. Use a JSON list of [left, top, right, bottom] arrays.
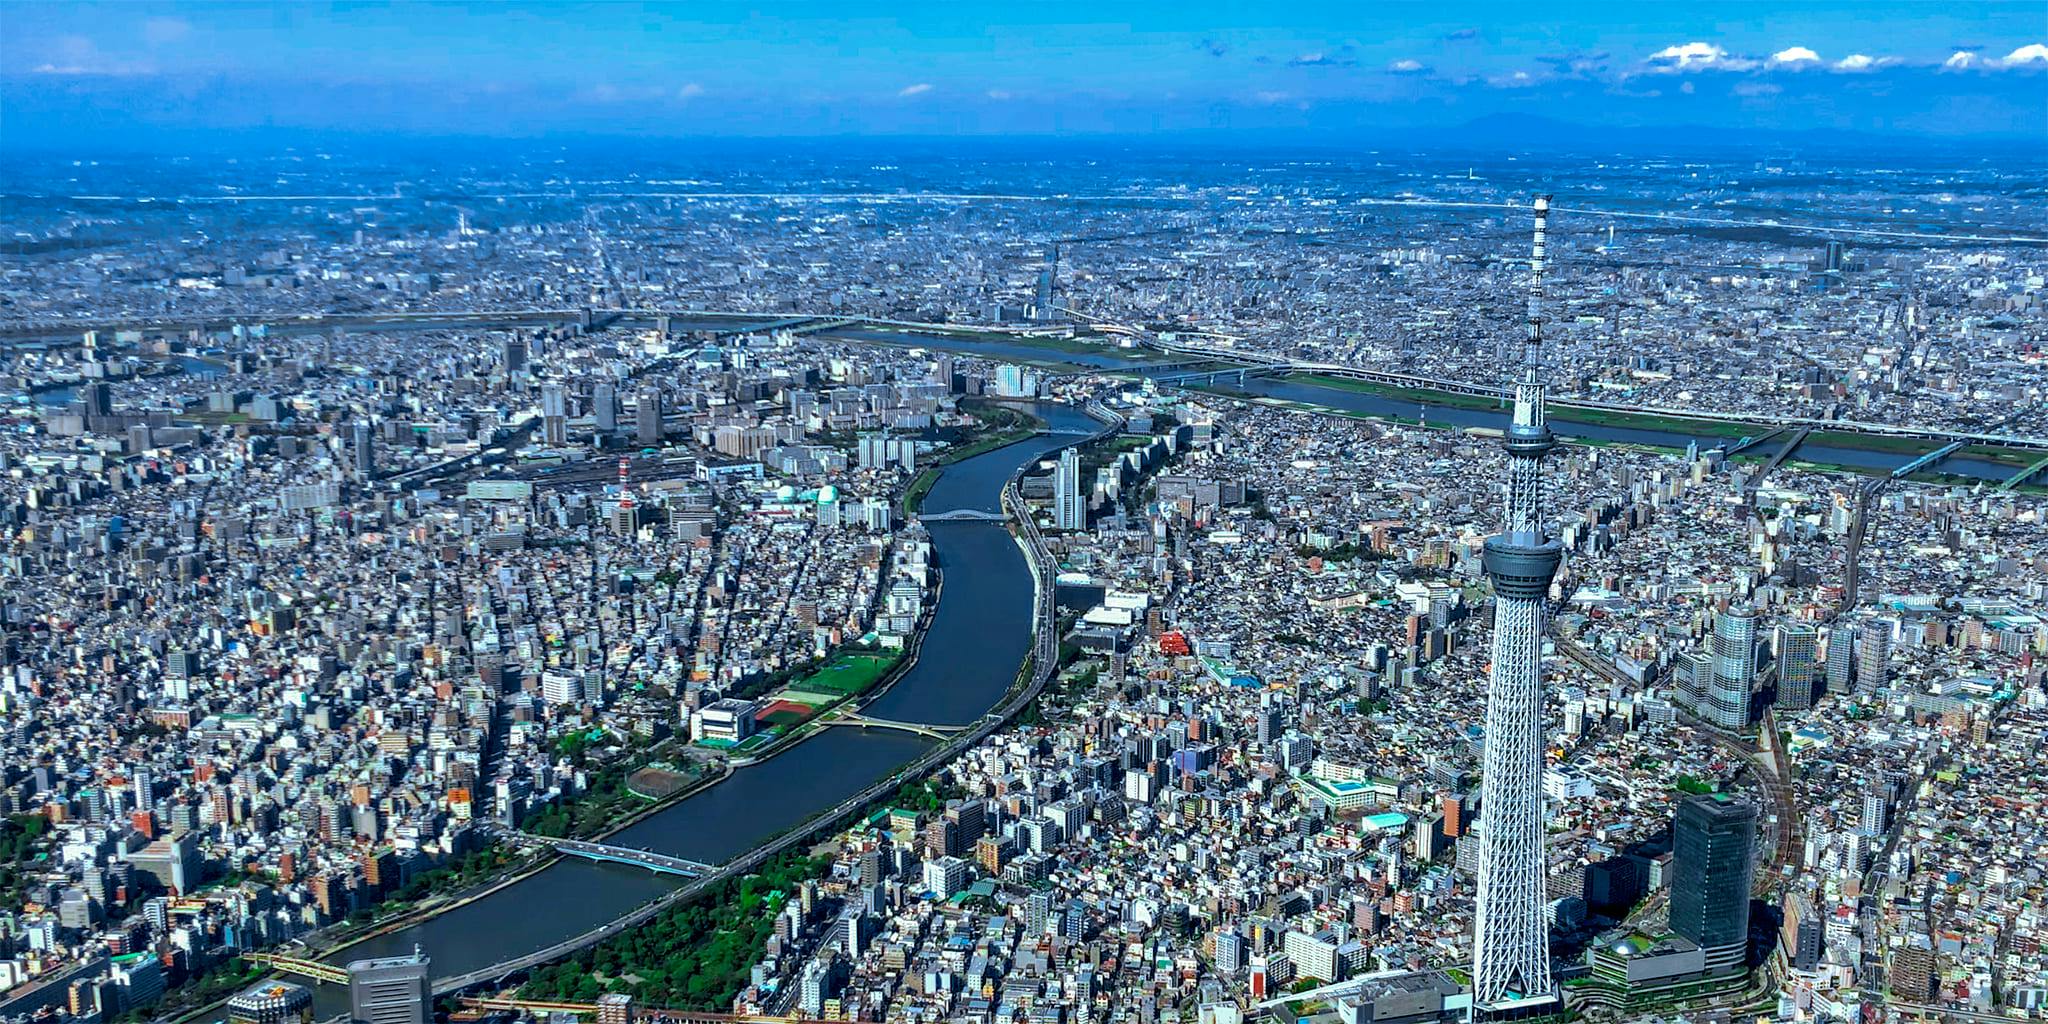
[[27, 355, 225, 407], [306, 403, 1100, 1009], [831, 330, 2017, 483], [1229, 376, 2020, 482]]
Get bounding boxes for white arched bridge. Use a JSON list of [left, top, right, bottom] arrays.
[[819, 714, 966, 741], [917, 509, 1006, 523]]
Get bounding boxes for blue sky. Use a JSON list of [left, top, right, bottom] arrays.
[[2, 1, 2044, 147]]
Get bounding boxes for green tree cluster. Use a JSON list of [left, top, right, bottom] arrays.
[[0, 814, 49, 907], [519, 853, 827, 1010], [891, 777, 966, 815]]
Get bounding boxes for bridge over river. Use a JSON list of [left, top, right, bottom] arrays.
[[916, 509, 1005, 523], [817, 714, 966, 741], [535, 838, 714, 877]]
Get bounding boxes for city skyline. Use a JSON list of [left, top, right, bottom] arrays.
[[2, 7, 2045, 1024]]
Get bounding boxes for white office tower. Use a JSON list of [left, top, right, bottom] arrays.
[[540, 384, 568, 446], [348, 949, 431, 1024], [1054, 446, 1085, 530], [1470, 195, 1562, 1020]]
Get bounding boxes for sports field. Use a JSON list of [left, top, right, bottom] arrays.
[[799, 652, 901, 696], [756, 698, 815, 729]]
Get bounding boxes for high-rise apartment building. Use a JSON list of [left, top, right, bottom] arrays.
[[1825, 626, 1855, 694], [1858, 785, 1889, 838], [1707, 603, 1757, 729], [540, 384, 568, 446], [1856, 618, 1891, 693], [353, 421, 376, 482], [1054, 446, 1085, 531], [1775, 622, 1818, 710], [635, 386, 664, 446]]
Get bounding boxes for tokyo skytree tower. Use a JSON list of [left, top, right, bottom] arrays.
[[1470, 194, 1564, 1020]]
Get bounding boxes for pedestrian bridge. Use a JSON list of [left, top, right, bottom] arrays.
[[820, 714, 965, 741], [547, 838, 714, 877], [918, 509, 1005, 523]]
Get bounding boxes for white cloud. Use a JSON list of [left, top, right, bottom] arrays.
[[897, 82, 932, 97], [1387, 58, 1427, 74], [1487, 70, 1538, 88], [676, 83, 705, 99], [1833, 53, 1880, 71], [2003, 43, 2048, 65], [1771, 46, 1820, 65], [1646, 42, 1727, 69], [1943, 50, 1981, 69], [1641, 42, 1761, 72]]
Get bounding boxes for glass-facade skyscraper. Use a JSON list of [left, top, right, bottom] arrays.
[[1670, 794, 1756, 975]]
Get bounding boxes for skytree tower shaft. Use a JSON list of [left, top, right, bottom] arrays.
[[1471, 195, 1563, 1020]]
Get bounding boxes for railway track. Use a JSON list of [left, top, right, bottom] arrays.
[[1554, 635, 1799, 895]]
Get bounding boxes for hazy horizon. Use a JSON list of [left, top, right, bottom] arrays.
[[4, 1, 2045, 152]]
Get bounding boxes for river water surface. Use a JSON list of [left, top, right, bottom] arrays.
[[308, 403, 1099, 1008]]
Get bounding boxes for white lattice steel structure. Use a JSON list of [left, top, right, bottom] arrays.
[[1470, 195, 1564, 1020]]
